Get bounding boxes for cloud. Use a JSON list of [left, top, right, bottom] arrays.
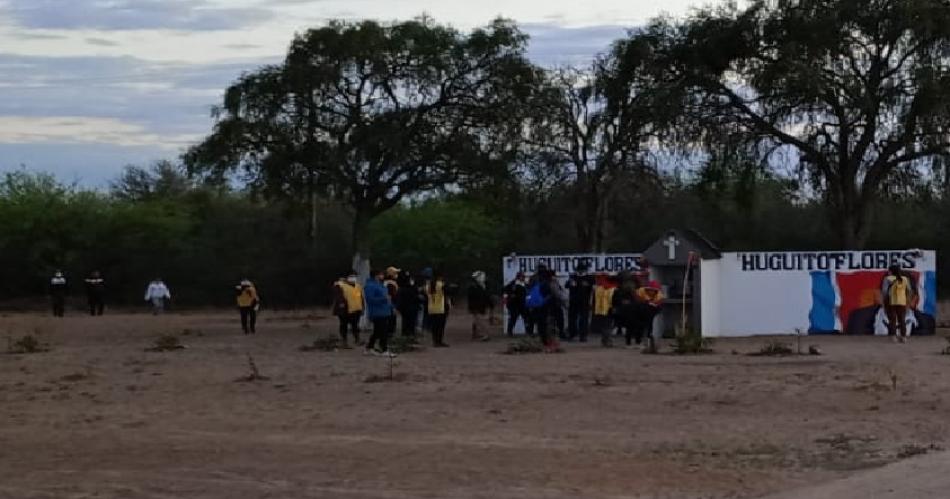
[[2, 0, 274, 31], [85, 37, 119, 47], [0, 116, 198, 148], [523, 23, 629, 66]]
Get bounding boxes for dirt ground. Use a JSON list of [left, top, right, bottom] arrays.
[[1, 311, 948, 499]]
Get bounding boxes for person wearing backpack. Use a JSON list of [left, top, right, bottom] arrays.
[[525, 266, 554, 348]]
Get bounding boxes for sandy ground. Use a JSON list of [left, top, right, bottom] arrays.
[[1, 311, 948, 499]]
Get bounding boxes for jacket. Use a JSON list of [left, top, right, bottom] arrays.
[[503, 280, 527, 310], [334, 281, 364, 315], [467, 282, 493, 314], [236, 284, 259, 308], [145, 282, 170, 301], [426, 280, 448, 315], [364, 279, 393, 319], [566, 274, 595, 308]]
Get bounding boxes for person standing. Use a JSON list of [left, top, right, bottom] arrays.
[[612, 274, 639, 348], [384, 267, 400, 339], [566, 263, 595, 342], [425, 271, 450, 347], [144, 278, 171, 315], [551, 276, 568, 340], [49, 271, 67, 317], [525, 266, 554, 349], [468, 271, 493, 341], [364, 270, 396, 357], [84, 271, 105, 316], [503, 272, 528, 337], [593, 274, 617, 347], [332, 271, 364, 346], [633, 280, 665, 351], [395, 270, 422, 338], [235, 279, 260, 335], [883, 265, 914, 342]]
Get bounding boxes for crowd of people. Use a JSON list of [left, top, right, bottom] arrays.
[[40, 261, 919, 350], [502, 263, 665, 352]]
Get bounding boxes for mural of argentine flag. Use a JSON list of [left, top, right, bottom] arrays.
[[809, 264, 937, 336]]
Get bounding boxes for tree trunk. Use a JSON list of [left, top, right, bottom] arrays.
[[351, 211, 372, 283], [309, 189, 318, 245], [833, 190, 872, 250]]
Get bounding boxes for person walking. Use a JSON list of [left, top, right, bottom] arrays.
[[332, 270, 364, 347], [633, 280, 665, 351], [566, 263, 595, 342], [883, 264, 914, 342], [425, 271, 450, 347], [395, 270, 422, 338], [384, 267, 400, 339], [503, 272, 528, 337], [593, 274, 617, 347], [468, 271, 493, 341], [49, 271, 67, 317], [235, 279, 260, 335], [144, 278, 171, 315], [84, 271, 105, 316], [364, 270, 396, 357]]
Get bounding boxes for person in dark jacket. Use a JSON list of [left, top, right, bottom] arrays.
[[49, 271, 67, 317], [395, 270, 422, 337], [468, 271, 493, 341], [364, 270, 396, 357], [84, 271, 105, 316], [503, 272, 528, 337], [566, 263, 595, 342], [612, 273, 639, 347]]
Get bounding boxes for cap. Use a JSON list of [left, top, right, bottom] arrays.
[[385, 266, 401, 278]]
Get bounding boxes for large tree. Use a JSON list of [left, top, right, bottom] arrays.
[[185, 17, 539, 274], [622, 0, 950, 248]]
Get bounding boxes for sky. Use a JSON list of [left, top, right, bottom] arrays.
[[0, 0, 707, 187]]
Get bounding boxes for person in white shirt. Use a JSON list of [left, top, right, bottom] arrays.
[[144, 278, 171, 315]]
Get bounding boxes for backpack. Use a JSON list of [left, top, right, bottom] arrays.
[[526, 282, 547, 309]]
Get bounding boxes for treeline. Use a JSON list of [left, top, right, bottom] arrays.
[[8, 1, 950, 307], [3, 160, 948, 310]]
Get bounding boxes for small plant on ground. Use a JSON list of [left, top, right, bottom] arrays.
[[502, 337, 564, 354], [146, 334, 185, 352], [941, 337, 950, 355], [670, 330, 714, 355], [389, 335, 424, 354], [896, 443, 943, 459], [7, 334, 50, 354], [235, 353, 270, 382], [750, 340, 795, 357], [300, 336, 342, 352]]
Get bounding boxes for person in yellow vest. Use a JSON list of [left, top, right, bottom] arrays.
[[883, 264, 914, 342], [235, 279, 260, 335], [593, 274, 617, 347], [333, 270, 364, 347], [425, 270, 451, 347]]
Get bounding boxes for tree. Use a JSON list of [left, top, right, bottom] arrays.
[[633, 0, 950, 248], [185, 17, 540, 275], [111, 160, 195, 202]]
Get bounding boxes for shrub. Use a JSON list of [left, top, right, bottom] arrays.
[[751, 340, 795, 357], [7, 334, 50, 354], [670, 330, 714, 355], [503, 338, 546, 355], [300, 336, 342, 352], [146, 334, 185, 352]]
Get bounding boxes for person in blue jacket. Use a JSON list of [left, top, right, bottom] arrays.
[[364, 269, 397, 358]]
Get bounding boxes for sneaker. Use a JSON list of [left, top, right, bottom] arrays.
[[381, 351, 398, 358], [898, 336, 907, 344], [363, 349, 377, 356], [479, 336, 490, 342]]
